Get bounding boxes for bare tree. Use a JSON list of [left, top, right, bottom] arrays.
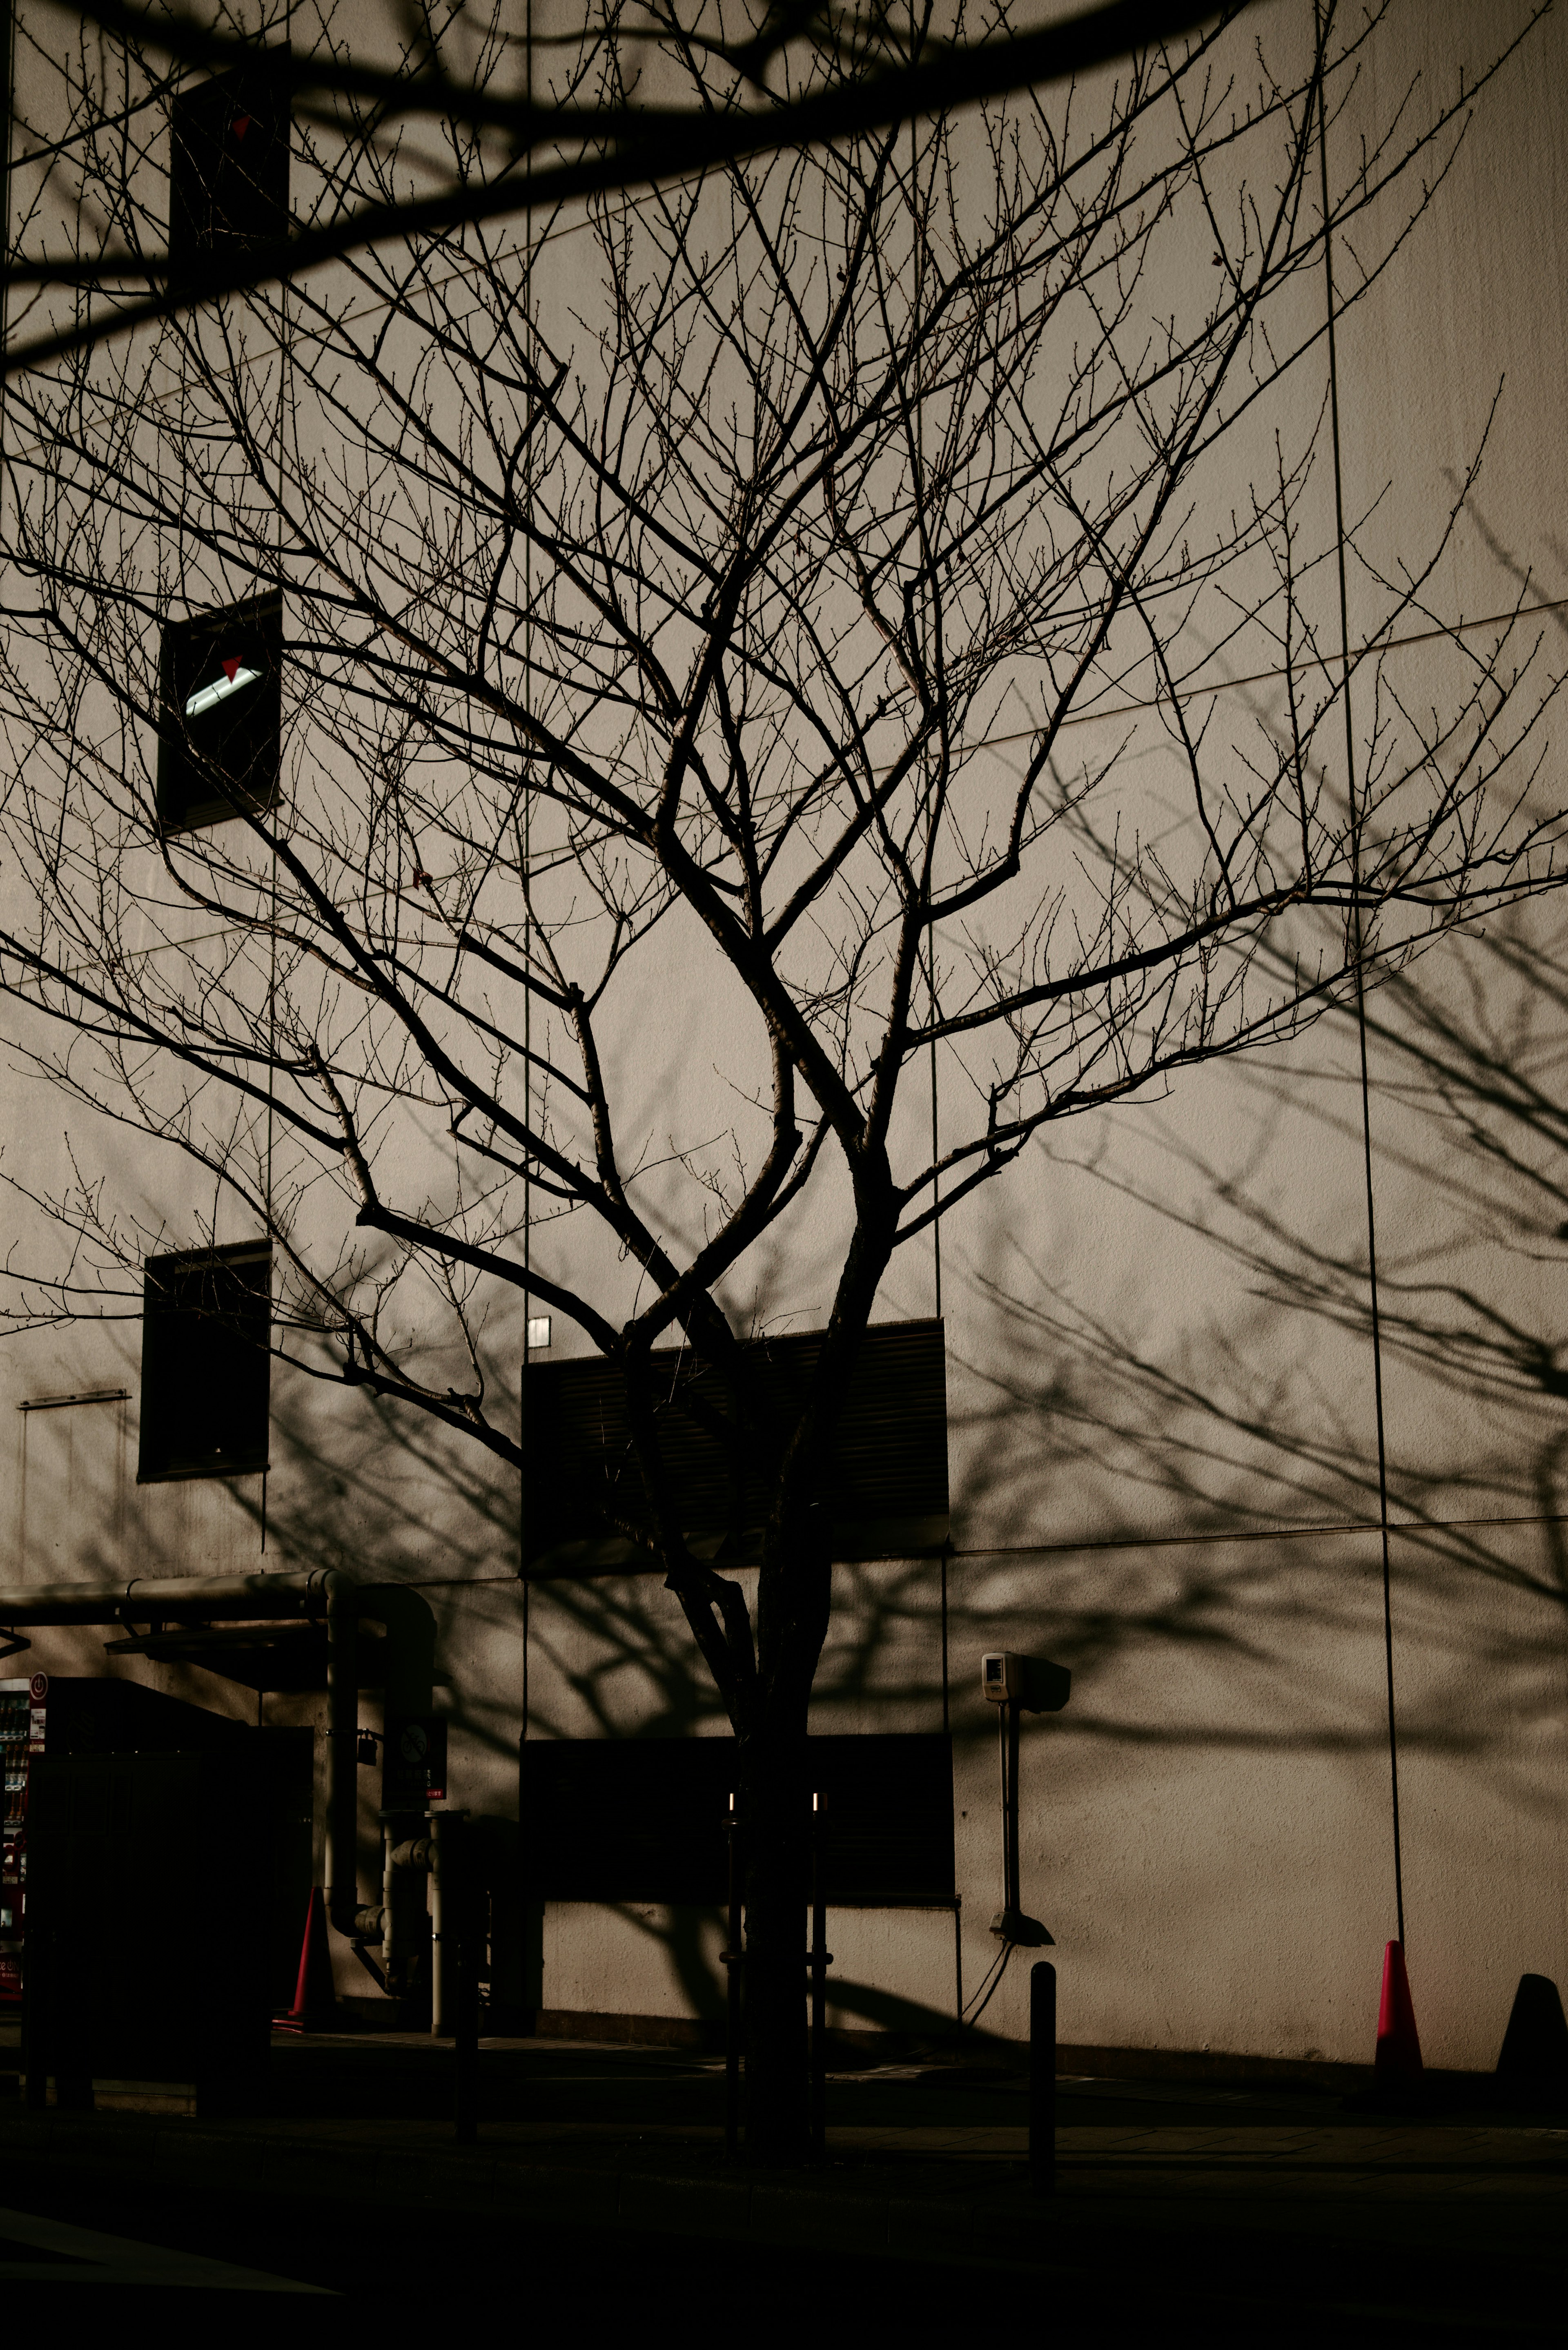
[[1, 0, 1234, 370], [0, 0, 1562, 2155]]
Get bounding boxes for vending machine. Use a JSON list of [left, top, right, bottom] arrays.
[[0, 1672, 311, 2013], [0, 1673, 45, 2005]]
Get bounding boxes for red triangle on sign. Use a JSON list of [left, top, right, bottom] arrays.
[[232, 115, 252, 140], [222, 657, 241, 683]]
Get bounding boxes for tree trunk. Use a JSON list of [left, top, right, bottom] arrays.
[[733, 1253, 890, 2162], [738, 1699, 811, 2164]]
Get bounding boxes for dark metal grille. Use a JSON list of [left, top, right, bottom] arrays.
[[520, 1731, 955, 1908], [523, 1316, 947, 1571]]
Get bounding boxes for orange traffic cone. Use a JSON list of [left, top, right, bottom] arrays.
[[1374, 1939, 1423, 2089], [276, 1886, 337, 2033]]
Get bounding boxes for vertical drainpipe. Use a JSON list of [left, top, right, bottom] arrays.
[[380, 1824, 400, 1993], [428, 1804, 457, 2036], [324, 1572, 359, 1936], [345, 1583, 437, 1995]]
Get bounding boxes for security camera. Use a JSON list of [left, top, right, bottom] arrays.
[[980, 1651, 1071, 1712]]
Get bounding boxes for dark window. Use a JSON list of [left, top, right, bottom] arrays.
[[168, 57, 290, 293], [523, 1317, 948, 1572], [519, 1732, 955, 1907], [158, 594, 282, 832], [138, 1244, 271, 1484]]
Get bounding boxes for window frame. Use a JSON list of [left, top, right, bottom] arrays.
[[156, 592, 283, 834], [168, 54, 292, 295], [137, 1241, 273, 1486]]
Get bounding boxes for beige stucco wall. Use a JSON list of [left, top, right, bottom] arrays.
[[1, 0, 1566, 2062]]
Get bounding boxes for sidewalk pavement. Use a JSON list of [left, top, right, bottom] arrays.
[[1, 2033, 1565, 2289]]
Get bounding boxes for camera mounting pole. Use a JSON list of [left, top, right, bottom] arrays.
[[980, 1652, 1071, 1948]]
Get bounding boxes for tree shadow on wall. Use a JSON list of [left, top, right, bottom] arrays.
[[251, 1381, 966, 2034], [948, 900, 1568, 1811], [40, 894, 1568, 2039]]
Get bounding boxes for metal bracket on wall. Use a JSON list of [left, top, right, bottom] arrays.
[[17, 1388, 130, 1413]]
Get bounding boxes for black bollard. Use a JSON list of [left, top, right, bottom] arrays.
[[1029, 1959, 1056, 2196], [809, 1791, 829, 2162], [724, 1792, 743, 2161]]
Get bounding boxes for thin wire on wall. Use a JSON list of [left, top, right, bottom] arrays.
[[519, 0, 535, 1746], [1314, 1, 1406, 1951], [0, 0, 14, 487], [908, 0, 961, 2025], [261, 0, 292, 1557]]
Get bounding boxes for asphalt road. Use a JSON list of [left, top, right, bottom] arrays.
[[0, 2152, 1559, 2341], [2, 2039, 1563, 2336]]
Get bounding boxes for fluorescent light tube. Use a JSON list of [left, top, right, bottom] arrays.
[[184, 664, 261, 718]]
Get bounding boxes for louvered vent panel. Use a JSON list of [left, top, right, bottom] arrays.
[[524, 1318, 946, 1566], [519, 1732, 954, 1906]]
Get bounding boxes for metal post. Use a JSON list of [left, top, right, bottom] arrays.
[[809, 1790, 829, 2163], [429, 1806, 464, 2037], [1029, 1959, 1056, 2196], [453, 1817, 479, 2145], [724, 1790, 742, 2161], [324, 1577, 358, 1939], [21, 1906, 46, 2109], [1006, 1699, 1022, 1920]]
